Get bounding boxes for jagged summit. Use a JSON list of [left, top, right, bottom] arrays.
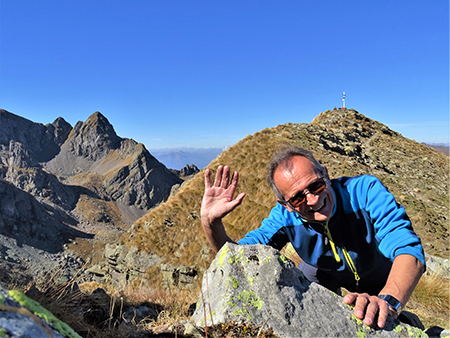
[[67, 111, 122, 156]]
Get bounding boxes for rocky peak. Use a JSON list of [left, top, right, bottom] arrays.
[[65, 111, 122, 160], [0, 109, 183, 287], [169, 163, 200, 179], [48, 116, 72, 146]]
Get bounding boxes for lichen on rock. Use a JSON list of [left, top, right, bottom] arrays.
[[192, 243, 429, 338]]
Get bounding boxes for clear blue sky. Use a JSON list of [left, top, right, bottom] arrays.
[[1, 0, 448, 149]]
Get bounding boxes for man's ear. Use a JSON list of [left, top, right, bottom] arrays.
[[277, 199, 293, 212]]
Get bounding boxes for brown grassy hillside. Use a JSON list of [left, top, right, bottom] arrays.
[[126, 109, 449, 274]]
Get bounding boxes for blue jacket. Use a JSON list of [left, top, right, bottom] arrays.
[[238, 175, 425, 289]]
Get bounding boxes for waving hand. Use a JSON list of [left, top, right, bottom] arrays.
[[201, 165, 245, 252]]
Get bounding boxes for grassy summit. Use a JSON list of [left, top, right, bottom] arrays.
[[127, 109, 449, 274]]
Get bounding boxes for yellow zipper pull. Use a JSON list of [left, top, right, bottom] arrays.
[[343, 247, 361, 283], [323, 221, 341, 263]]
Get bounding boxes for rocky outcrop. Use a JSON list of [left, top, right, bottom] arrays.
[[169, 164, 200, 178], [161, 264, 198, 289], [426, 254, 450, 278], [0, 179, 89, 253], [86, 243, 164, 290], [192, 243, 429, 338]]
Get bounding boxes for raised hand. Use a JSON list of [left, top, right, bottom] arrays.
[[201, 165, 246, 252], [201, 165, 245, 223]]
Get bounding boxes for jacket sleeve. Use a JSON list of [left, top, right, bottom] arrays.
[[355, 175, 426, 266], [238, 203, 290, 251]]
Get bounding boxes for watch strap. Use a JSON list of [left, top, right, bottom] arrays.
[[378, 294, 402, 311]]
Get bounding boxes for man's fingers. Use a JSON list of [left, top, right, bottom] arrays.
[[353, 294, 369, 319], [228, 192, 246, 211], [362, 301, 379, 326], [344, 293, 391, 328], [213, 165, 224, 187], [204, 168, 212, 189], [343, 293, 358, 305], [220, 166, 231, 187], [375, 300, 390, 328], [230, 171, 239, 187]]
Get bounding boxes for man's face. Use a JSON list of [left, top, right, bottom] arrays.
[[274, 156, 335, 222]]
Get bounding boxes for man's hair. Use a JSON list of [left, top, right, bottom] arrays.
[[267, 145, 324, 200]]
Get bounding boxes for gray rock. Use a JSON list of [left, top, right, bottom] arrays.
[[87, 243, 164, 290], [0, 283, 81, 338], [122, 305, 158, 324], [161, 264, 197, 289], [425, 253, 450, 278], [192, 243, 427, 338], [0, 109, 71, 163]]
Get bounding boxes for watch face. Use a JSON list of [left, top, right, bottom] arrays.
[[378, 295, 401, 311]]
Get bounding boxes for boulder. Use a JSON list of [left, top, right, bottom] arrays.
[[192, 243, 428, 338]]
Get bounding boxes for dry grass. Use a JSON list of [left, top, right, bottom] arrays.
[[405, 272, 450, 329], [12, 270, 200, 337], [119, 109, 449, 330]]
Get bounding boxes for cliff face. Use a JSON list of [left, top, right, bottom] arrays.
[[0, 110, 72, 163], [0, 109, 182, 284]]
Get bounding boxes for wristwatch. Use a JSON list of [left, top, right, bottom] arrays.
[[378, 294, 402, 312]]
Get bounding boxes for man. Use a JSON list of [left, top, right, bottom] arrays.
[[201, 145, 425, 329]]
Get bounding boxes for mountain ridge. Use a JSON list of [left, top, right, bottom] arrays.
[[0, 109, 183, 285], [124, 108, 448, 274]]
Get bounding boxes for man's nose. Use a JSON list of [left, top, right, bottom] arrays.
[[305, 191, 319, 205]]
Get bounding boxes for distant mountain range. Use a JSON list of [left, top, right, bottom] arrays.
[[150, 147, 226, 169]]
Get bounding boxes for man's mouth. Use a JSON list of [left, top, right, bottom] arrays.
[[311, 199, 325, 212]]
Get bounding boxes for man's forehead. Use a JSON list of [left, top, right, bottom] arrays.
[[279, 155, 317, 174]]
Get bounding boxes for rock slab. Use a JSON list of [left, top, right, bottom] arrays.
[[192, 243, 427, 338]]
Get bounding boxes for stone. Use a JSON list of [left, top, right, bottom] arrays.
[[192, 243, 428, 338], [122, 305, 158, 324]]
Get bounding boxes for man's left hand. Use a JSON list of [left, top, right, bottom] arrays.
[[343, 293, 396, 328]]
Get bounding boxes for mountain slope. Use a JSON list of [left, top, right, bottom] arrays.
[[127, 109, 449, 274], [0, 109, 183, 284]]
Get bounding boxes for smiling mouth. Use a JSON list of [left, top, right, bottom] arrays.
[[311, 199, 325, 212]]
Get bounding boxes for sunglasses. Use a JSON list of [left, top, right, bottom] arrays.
[[285, 177, 327, 208]]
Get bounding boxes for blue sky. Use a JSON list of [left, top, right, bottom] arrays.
[[1, 0, 448, 149]]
